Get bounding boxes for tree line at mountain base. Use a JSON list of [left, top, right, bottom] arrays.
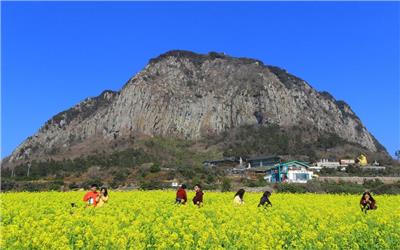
[[1, 128, 397, 193], [2, 178, 400, 195]]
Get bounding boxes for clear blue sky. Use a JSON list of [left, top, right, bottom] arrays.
[[2, 2, 399, 158]]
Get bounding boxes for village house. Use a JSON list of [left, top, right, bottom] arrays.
[[243, 155, 282, 174], [247, 155, 282, 168], [315, 159, 341, 168], [264, 161, 314, 183]]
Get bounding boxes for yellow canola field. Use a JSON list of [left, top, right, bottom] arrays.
[[1, 191, 399, 250]]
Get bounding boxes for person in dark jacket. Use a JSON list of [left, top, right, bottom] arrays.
[[258, 191, 272, 208], [360, 191, 377, 213], [192, 184, 204, 207], [175, 184, 187, 204]]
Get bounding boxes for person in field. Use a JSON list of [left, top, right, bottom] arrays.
[[233, 189, 245, 205], [96, 187, 109, 208], [175, 184, 187, 204], [258, 191, 272, 208], [360, 191, 377, 213], [192, 184, 204, 207], [83, 184, 99, 207]]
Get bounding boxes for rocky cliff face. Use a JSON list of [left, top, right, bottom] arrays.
[[4, 50, 386, 167]]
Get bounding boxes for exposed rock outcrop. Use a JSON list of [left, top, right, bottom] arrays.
[[3, 50, 387, 168]]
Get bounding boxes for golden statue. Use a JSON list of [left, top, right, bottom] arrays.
[[357, 154, 368, 166]]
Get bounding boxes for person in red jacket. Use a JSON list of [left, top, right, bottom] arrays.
[[175, 184, 187, 204], [192, 184, 204, 207], [83, 184, 99, 207]]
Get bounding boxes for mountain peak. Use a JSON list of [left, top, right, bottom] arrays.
[[149, 50, 226, 64], [3, 50, 389, 168], [148, 50, 265, 67]]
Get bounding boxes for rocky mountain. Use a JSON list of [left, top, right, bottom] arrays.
[[3, 50, 388, 169]]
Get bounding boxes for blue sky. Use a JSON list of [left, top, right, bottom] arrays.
[[2, 2, 399, 158]]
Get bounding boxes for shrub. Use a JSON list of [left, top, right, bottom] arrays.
[[113, 170, 128, 183], [276, 183, 306, 193], [139, 181, 163, 190], [363, 179, 384, 189], [150, 163, 161, 173], [0, 180, 16, 191], [221, 178, 232, 192], [371, 182, 400, 194], [68, 182, 80, 190]]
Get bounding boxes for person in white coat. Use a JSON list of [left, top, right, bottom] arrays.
[[233, 189, 245, 205]]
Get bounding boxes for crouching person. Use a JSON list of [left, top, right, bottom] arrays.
[[258, 191, 272, 208], [175, 184, 187, 204], [360, 191, 377, 213], [192, 184, 204, 207]]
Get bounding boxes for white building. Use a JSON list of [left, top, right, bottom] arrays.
[[264, 161, 314, 184], [340, 159, 355, 165], [315, 159, 340, 168]]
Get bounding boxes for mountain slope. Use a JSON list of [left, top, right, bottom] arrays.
[[4, 50, 388, 168]]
